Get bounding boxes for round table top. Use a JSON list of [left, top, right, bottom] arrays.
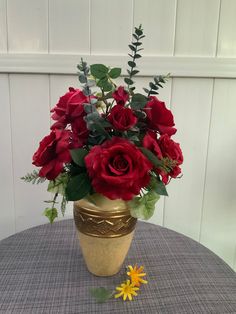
[[0, 220, 235, 314]]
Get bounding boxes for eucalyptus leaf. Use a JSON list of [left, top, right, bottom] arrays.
[[128, 61, 136, 68], [124, 78, 134, 85], [128, 45, 136, 52]]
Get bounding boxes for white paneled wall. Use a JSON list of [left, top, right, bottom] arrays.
[[0, 0, 235, 271]]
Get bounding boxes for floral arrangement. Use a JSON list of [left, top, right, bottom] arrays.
[[22, 25, 183, 223]]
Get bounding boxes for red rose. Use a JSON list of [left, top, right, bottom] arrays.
[[85, 137, 152, 200], [108, 105, 137, 131], [144, 96, 176, 136], [50, 87, 90, 143], [143, 131, 163, 160], [112, 86, 129, 105], [158, 134, 183, 184], [32, 129, 76, 180]]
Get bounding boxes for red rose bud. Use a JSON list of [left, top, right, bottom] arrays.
[[144, 96, 176, 136], [85, 137, 152, 200], [108, 105, 137, 131], [32, 129, 76, 180], [50, 87, 90, 143], [112, 86, 129, 105]]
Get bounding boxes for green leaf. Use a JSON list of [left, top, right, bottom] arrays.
[[128, 61, 136, 68], [140, 147, 162, 167], [70, 148, 88, 167], [66, 173, 91, 201], [78, 73, 87, 83], [60, 196, 67, 216], [128, 190, 160, 220], [130, 93, 147, 109], [44, 207, 58, 224], [124, 78, 134, 85], [90, 287, 113, 303], [97, 77, 113, 91], [149, 90, 158, 95], [135, 28, 143, 36], [131, 70, 139, 76], [149, 176, 168, 196], [149, 82, 158, 90], [132, 42, 142, 46], [90, 64, 109, 79], [134, 54, 142, 58], [47, 173, 68, 195], [108, 67, 121, 79], [128, 44, 136, 52]]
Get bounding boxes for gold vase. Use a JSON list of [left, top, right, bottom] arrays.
[[73, 193, 137, 276]]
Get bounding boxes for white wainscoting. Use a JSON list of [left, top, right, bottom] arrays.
[[0, 0, 235, 271]]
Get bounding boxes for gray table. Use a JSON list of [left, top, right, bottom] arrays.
[[0, 220, 235, 314]]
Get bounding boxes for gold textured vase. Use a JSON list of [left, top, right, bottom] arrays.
[[73, 193, 137, 276]]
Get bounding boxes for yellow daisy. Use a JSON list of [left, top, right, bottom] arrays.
[[127, 265, 148, 287], [114, 279, 139, 301]]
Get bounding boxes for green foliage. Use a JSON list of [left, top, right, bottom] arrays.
[[90, 64, 121, 92], [125, 25, 145, 91], [47, 173, 68, 196], [90, 64, 109, 79], [130, 93, 147, 110], [70, 148, 88, 167], [21, 170, 46, 184], [143, 73, 170, 97], [77, 58, 94, 96], [140, 147, 162, 167], [60, 195, 67, 216], [148, 176, 168, 196], [108, 67, 121, 79], [90, 287, 114, 303], [44, 207, 58, 224], [66, 173, 91, 201], [128, 190, 160, 220]]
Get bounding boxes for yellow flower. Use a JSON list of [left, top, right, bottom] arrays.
[[127, 265, 148, 287], [114, 280, 139, 301]]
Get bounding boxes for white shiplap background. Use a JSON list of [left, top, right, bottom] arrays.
[[0, 0, 236, 271]]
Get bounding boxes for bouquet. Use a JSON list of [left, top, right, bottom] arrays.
[[22, 25, 183, 223]]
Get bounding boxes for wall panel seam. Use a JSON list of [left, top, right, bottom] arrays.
[[7, 74, 16, 233], [172, 0, 178, 56], [198, 78, 215, 243], [5, 0, 9, 52], [215, 0, 222, 57], [89, 0, 91, 55]]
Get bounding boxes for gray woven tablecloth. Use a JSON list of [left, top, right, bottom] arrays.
[[0, 220, 235, 314]]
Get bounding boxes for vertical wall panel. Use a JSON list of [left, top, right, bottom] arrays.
[[49, 74, 78, 106], [164, 78, 213, 240], [200, 79, 236, 268], [134, 0, 176, 56], [174, 0, 220, 56], [217, 0, 236, 57], [0, 0, 7, 52], [10, 74, 50, 232], [49, 0, 90, 54], [7, 0, 48, 52], [0, 75, 15, 240], [90, 0, 133, 54]]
